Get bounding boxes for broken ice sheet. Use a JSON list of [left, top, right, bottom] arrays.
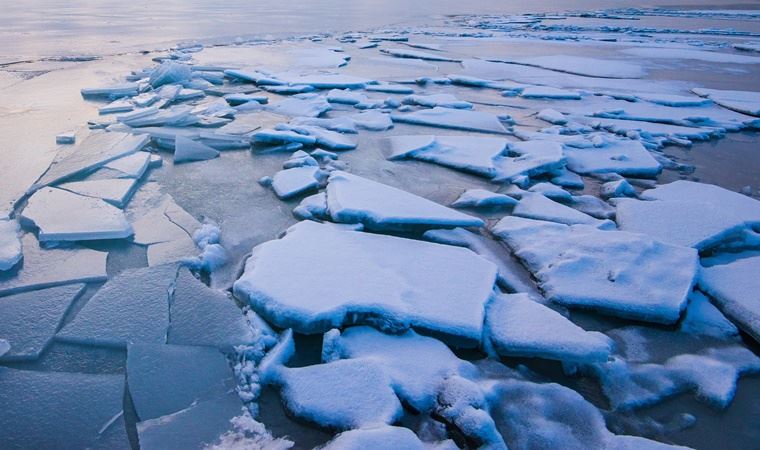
[[0, 219, 22, 270], [692, 87, 760, 117], [489, 55, 646, 79], [321, 426, 427, 450], [275, 358, 403, 430], [127, 343, 236, 421], [512, 192, 613, 228], [58, 178, 140, 208], [0, 284, 85, 361], [31, 131, 149, 189], [492, 216, 698, 324], [130, 194, 201, 267], [615, 181, 760, 250], [485, 293, 612, 364], [22, 187, 133, 242], [0, 234, 107, 297], [57, 264, 177, 349], [391, 107, 508, 134], [402, 93, 473, 109], [700, 255, 760, 343], [0, 368, 129, 449], [270, 166, 324, 199], [173, 135, 220, 163], [563, 139, 662, 177], [233, 221, 497, 344], [324, 171, 484, 230]]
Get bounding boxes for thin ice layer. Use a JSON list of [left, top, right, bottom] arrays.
[[233, 221, 497, 343], [492, 216, 698, 324]]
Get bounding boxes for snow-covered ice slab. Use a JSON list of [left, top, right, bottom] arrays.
[[81, 82, 138, 98], [616, 181, 760, 249], [168, 268, 254, 350], [22, 187, 133, 242], [700, 255, 760, 343], [492, 216, 698, 324], [512, 193, 611, 228], [489, 378, 687, 450], [233, 221, 497, 343], [0, 234, 107, 296], [137, 391, 244, 450], [127, 343, 235, 421], [103, 151, 152, 178], [589, 346, 760, 410], [0, 284, 85, 361], [0, 368, 129, 449], [452, 189, 517, 208], [493, 141, 566, 182], [349, 110, 394, 131], [381, 48, 461, 62], [266, 96, 330, 117], [32, 132, 149, 189], [0, 219, 22, 270], [485, 293, 611, 363], [326, 326, 478, 412], [563, 139, 661, 177], [391, 107, 508, 134], [277, 358, 402, 430], [520, 86, 581, 100], [58, 178, 140, 208], [403, 93, 472, 109], [271, 166, 323, 199], [325, 171, 483, 230], [57, 264, 177, 348], [279, 74, 372, 89], [692, 87, 760, 117], [174, 135, 220, 163], [387, 135, 510, 178], [322, 426, 426, 450]]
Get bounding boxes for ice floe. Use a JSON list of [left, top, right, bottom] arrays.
[[563, 139, 661, 177], [692, 87, 760, 117], [492, 216, 698, 323], [173, 135, 220, 163], [322, 426, 426, 450], [233, 221, 497, 343], [512, 192, 613, 228], [381, 48, 461, 62], [270, 166, 324, 199], [0, 219, 22, 270], [58, 178, 140, 208], [391, 107, 508, 133], [700, 255, 760, 343], [451, 189, 517, 208]]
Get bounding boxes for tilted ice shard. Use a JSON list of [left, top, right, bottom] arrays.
[[451, 189, 517, 208], [325, 171, 484, 230], [233, 221, 497, 344], [322, 426, 427, 450], [512, 192, 613, 228], [700, 255, 760, 343], [484, 293, 612, 363], [0, 284, 85, 361], [57, 264, 177, 348], [492, 216, 698, 324], [563, 139, 661, 177], [22, 187, 133, 242], [173, 135, 220, 163], [270, 166, 323, 199], [58, 178, 141, 208]]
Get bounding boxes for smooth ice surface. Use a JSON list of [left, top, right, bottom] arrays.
[[495, 55, 645, 79], [452, 189, 517, 208], [692, 87, 760, 116], [403, 93, 472, 109], [58, 178, 140, 208], [137, 391, 244, 450], [127, 343, 235, 421], [277, 358, 403, 430], [0, 234, 107, 296], [322, 426, 425, 450], [57, 264, 177, 348], [22, 187, 133, 242], [0, 368, 129, 449], [325, 171, 484, 230], [0, 284, 84, 361], [234, 221, 497, 342], [616, 181, 760, 249], [700, 256, 760, 342], [131, 194, 201, 267], [512, 193, 611, 227], [0, 219, 22, 270], [271, 166, 322, 199], [563, 139, 661, 176], [33, 132, 149, 189], [168, 268, 254, 349], [485, 293, 612, 363], [327, 326, 478, 412], [492, 216, 698, 324], [174, 135, 220, 163], [391, 107, 508, 134]]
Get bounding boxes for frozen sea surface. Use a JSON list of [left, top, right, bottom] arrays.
[[2, 2, 760, 450]]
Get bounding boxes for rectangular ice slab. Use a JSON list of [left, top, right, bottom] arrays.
[[492, 216, 698, 324], [22, 187, 133, 242], [233, 221, 497, 344], [700, 256, 760, 343], [127, 343, 235, 421], [0, 368, 129, 449], [0, 234, 107, 296], [57, 264, 177, 348], [485, 293, 612, 363], [32, 132, 149, 189], [325, 171, 483, 230], [391, 107, 508, 134], [563, 139, 661, 177], [0, 284, 85, 361]]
